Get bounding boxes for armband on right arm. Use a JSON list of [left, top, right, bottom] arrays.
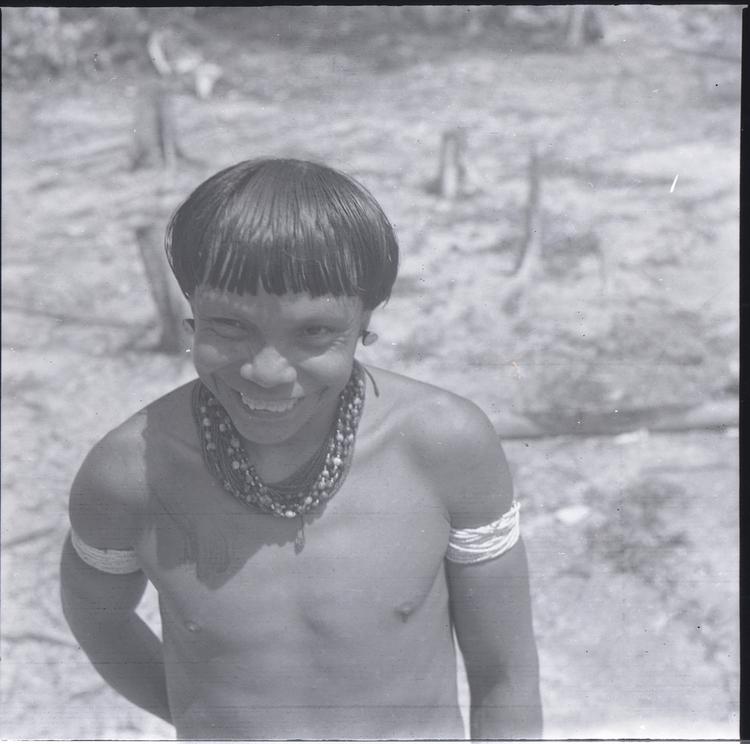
[[70, 529, 141, 574]]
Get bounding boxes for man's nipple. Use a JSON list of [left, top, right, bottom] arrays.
[[395, 601, 416, 621]]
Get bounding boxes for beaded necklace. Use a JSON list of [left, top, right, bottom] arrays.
[[192, 361, 366, 553]]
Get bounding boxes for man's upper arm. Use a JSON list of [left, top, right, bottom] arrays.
[[410, 394, 538, 697], [409, 392, 514, 526], [69, 422, 147, 550], [63, 424, 149, 617]]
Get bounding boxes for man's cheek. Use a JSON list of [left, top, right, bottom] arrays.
[[192, 341, 233, 372]]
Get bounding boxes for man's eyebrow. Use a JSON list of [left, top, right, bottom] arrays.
[[203, 314, 243, 323], [291, 311, 351, 325]]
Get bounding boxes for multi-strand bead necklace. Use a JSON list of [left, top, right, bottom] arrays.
[[192, 360, 366, 552]]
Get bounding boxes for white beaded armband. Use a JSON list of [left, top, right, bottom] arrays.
[[446, 500, 521, 564], [70, 529, 140, 574]]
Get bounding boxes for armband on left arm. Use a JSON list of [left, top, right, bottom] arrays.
[[446, 500, 521, 564]]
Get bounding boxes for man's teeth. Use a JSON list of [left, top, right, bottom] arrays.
[[240, 394, 298, 413]]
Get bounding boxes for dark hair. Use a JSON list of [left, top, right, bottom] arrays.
[[165, 158, 399, 310]]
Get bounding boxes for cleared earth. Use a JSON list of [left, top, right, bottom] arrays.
[[1, 14, 739, 739]]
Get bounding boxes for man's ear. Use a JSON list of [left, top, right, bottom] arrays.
[[361, 310, 373, 332]]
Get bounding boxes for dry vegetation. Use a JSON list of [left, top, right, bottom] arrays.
[[1, 6, 739, 739]]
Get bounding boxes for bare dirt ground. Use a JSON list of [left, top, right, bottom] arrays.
[[1, 12, 739, 739]]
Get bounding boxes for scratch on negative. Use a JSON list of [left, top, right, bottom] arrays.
[[670, 174, 679, 193]]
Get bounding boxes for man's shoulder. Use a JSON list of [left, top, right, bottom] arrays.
[[70, 381, 197, 544], [366, 366, 497, 461], [81, 381, 195, 477], [78, 412, 148, 490], [365, 366, 512, 524], [140, 379, 198, 443]]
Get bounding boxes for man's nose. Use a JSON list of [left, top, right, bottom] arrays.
[[239, 345, 296, 388]]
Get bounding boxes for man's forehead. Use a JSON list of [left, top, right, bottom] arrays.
[[192, 287, 362, 315]]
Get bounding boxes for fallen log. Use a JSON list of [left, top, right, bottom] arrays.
[[662, 42, 741, 65], [33, 134, 130, 166], [2, 526, 57, 550], [3, 631, 78, 649], [492, 399, 738, 440]]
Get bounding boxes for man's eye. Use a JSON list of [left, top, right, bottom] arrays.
[[208, 320, 245, 336], [301, 326, 333, 339]]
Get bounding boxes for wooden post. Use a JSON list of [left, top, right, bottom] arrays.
[[565, 6, 604, 49], [502, 141, 543, 315], [131, 31, 205, 172], [565, 6, 586, 49], [130, 78, 178, 171], [134, 222, 190, 353], [128, 27, 202, 354], [427, 128, 468, 199]]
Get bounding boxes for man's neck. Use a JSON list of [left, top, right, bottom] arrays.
[[242, 406, 339, 485]]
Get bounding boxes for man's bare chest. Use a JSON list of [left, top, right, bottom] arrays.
[[136, 440, 451, 654]]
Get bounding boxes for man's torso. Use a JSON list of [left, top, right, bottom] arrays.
[[129, 367, 464, 739]]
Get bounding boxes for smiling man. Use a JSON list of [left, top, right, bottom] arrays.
[[60, 158, 542, 740]]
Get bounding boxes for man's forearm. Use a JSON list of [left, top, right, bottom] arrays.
[[64, 604, 172, 724], [469, 679, 542, 740]]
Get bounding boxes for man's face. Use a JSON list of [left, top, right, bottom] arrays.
[[190, 286, 370, 449]]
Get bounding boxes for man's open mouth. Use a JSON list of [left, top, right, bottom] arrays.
[[239, 393, 301, 414]]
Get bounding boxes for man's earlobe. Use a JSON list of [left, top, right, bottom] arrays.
[[361, 330, 379, 346]]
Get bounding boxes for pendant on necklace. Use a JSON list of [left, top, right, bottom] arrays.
[[294, 515, 306, 554]]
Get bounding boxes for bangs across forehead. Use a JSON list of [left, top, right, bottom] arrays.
[[168, 159, 398, 309]]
